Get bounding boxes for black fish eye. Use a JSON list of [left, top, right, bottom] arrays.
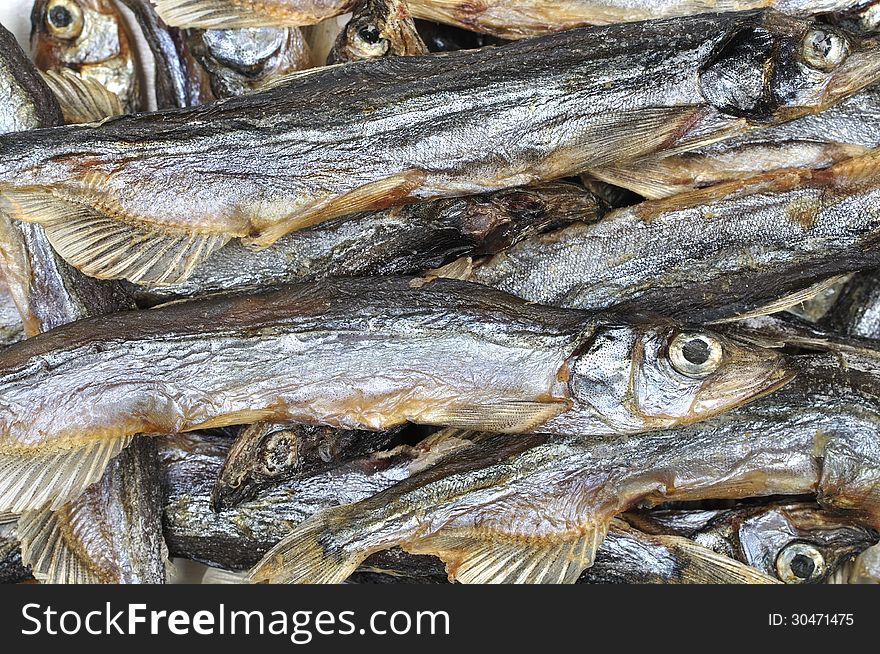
[[49, 5, 72, 28], [789, 554, 816, 579], [668, 332, 723, 378], [357, 25, 382, 45], [681, 339, 710, 365]]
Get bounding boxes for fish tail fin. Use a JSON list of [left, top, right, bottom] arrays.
[[17, 506, 107, 584], [0, 436, 133, 513], [248, 506, 373, 584], [404, 525, 607, 584]]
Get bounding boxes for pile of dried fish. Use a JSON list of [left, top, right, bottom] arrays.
[[0, 0, 878, 585]]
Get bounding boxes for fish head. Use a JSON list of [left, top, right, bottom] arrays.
[[566, 322, 794, 433], [331, 0, 423, 63], [699, 12, 880, 123], [729, 505, 879, 584], [211, 422, 302, 511], [30, 0, 140, 112]]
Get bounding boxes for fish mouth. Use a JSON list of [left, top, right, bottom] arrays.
[[689, 348, 795, 421], [822, 33, 880, 108]]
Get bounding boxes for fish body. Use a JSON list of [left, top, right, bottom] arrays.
[[152, 0, 872, 36], [2, 12, 876, 286], [188, 26, 311, 98], [133, 182, 603, 304], [470, 151, 880, 323], [329, 0, 427, 64], [31, 0, 144, 112], [249, 353, 880, 583], [825, 270, 880, 340], [0, 277, 789, 513]]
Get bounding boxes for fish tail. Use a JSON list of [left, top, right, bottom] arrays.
[[248, 505, 373, 584], [656, 534, 781, 584]]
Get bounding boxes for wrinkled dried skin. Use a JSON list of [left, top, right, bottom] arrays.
[[0, 277, 791, 458], [248, 353, 880, 584], [594, 84, 880, 198], [2, 12, 878, 286], [187, 26, 312, 98], [329, 0, 427, 64], [31, 0, 144, 112], [471, 151, 880, 323], [212, 421, 404, 510], [118, 0, 213, 108], [161, 430, 475, 568], [627, 502, 880, 583], [407, 1, 872, 38], [134, 182, 602, 304]]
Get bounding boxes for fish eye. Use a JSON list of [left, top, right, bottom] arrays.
[[353, 24, 389, 56], [667, 332, 723, 378], [45, 0, 84, 40], [800, 28, 849, 71], [776, 542, 827, 583]]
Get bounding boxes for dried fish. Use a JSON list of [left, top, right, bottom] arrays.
[[249, 353, 879, 584], [468, 151, 880, 323], [0, 277, 790, 514], [31, 0, 144, 112], [2, 12, 876, 285], [329, 0, 427, 64]]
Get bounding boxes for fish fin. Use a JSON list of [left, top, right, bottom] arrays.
[[404, 528, 605, 584], [409, 257, 474, 288], [152, 0, 312, 28], [419, 400, 568, 433], [202, 567, 248, 584], [17, 507, 106, 584], [40, 70, 123, 125], [246, 170, 426, 247], [558, 106, 716, 174], [708, 275, 854, 325], [2, 190, 230, 285], [0, 511, 17, 525], [587, 166, 689, 200], [653, 534, 781, 584], [0, 437, 133, 513], [256, 64, 345, 91], [249, 508, 369, 584]]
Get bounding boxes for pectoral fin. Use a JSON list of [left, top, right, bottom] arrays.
[[41, 70, 123, 125], [0, 437, 132, 513], [404, 528, 606, 584], [1, 191, 229, 286], [17, 507, 107, 584], [246, 170, 426, 248], [418, 399, 568, 433]]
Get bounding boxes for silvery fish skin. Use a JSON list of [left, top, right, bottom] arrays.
[[0, 29, 166, 584], [627, 503, 879, 583], [212, 422, 405, 511], [0, 278, 24, 348], [594, 84, 880, 198], [2, 12, 877, 287], [31, 0, 144, 112], [329, 0, 427, 64], [162, 432, 775, 583], [0, 23, 63, 133], [0, 277, 790, 515], [187, 26, 311, 98], [118, 0, 212, 108], [0, 520, 29, 584], [151, 0, 871, 35], [469, 151, 880, 323], [825, 270, 880, 340], [133, 182, 603, 304], [248, 353, 880, 584]]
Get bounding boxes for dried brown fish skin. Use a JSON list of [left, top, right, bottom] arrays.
[[2, 12, 877, 286], [212, 422, 405, 511]]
